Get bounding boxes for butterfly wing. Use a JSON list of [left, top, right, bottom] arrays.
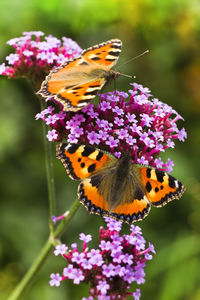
[[79, 164, 185, 224], [78, 177, 109, 217], [77, 155, 151, 224], [81, 39, 122, 68], [56, 143, 115, 180], [139, 166, 185, 206], [38, 39, 122, 111], [78, 174, 151, 223], [108, 166, 185, 223], [57, 143, 119, 217]]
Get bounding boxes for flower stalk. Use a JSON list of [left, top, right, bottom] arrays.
[[39, 98, 56, 231], [7, 198, 80, 300]]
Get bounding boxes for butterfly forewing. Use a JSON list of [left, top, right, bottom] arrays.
[[139, 166, 185, 206], [56, 143, 114, 180], [38, 39, 122, 111], [82, 39, 122, 68]]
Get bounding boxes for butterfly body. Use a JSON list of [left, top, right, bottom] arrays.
[[38, 39, 122, 111], [57, 143, 185, 224]]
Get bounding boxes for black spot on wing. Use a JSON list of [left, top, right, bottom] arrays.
[[84, 90, 99, 96], [145, 181, 152, 193], [81, 163, 85, 168], [73, 86, 83, 90], [168, 176, 176, 188], [105, 58, 116, 62], [108, 50, 121, 56], [82, 145, 95, 157], [155, 169, 164, 183], [67, 144, 79, 154], [146, 168, 151, 178], [90, 56, 101, 61], [96, 151, 104, 161], [89, 84, 100, 88], [110, 44, 121, 49], [155, 187, 159, 192], [88, 163, 96, 173]]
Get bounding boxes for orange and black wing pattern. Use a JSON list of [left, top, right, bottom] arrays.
[[56, 143, 112, 180], [139, 166, 185, 206], [79, 175, 151, 223], [57, 144, 185, 224], [77, 164, 185, 224], [38, 39, 122, 111], [81, 39, 122, 68]]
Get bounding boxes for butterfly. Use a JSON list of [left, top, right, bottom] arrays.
[[56, 143, 185, 224], [38, 39, 122, 111]]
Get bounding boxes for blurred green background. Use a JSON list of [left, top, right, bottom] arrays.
[[0, 0, 200, 299]]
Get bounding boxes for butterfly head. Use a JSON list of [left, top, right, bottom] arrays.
[[107, 70, 121, 82]]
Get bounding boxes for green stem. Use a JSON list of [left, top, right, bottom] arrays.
[[39, 99, 56, 230], [7, 237, 52, 300], [7, 199, 81, 300]]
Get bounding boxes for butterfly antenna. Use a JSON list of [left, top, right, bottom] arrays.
[[119, 73, 136, 79], [117, 50, 149, 69]]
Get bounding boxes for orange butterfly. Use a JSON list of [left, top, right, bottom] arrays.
[[38, 39, 122, 111], [56, 143, 185, 224]]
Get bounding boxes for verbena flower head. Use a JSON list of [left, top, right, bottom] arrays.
[[37, 82, 187, 172], [49, 217, 156, 300], [0, 31, 82, 88]]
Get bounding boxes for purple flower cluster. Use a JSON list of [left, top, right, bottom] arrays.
[[0, 31, 82, 86], [36, 83, 187, 172], [49, 217, 155, 300]]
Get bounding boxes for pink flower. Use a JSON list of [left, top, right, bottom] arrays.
[[46, 129, 59, 141], [38, 83, 186, 173], [0, 31, 82, 89], [50, 217, 155, 299]]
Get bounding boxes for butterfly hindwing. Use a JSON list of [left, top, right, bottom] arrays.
[[139, 166, 185, 206], [76, 153, 151, 224], [111, 197, 151, 223], [38, 39, 122, 111], [78, 178, 109, 217], [56, 143, 112, 180], [78, 170, 151, 224], [56, 79, 106, 111]]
